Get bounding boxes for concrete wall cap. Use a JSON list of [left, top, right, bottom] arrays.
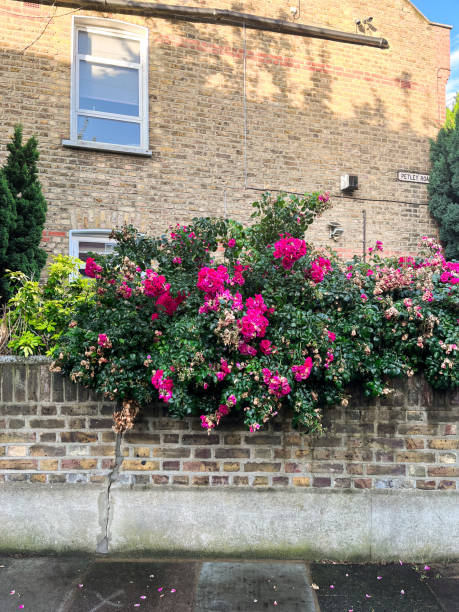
[[0, 355, 52, 365]]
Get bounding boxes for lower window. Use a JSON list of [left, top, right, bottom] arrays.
[[69, 229, 115, 276]]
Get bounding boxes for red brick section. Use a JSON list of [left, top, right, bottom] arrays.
[[0, 361, 457, 489], [154, 33, 424, 92], [2, 1, 42, 17], [41, 230, 67, 247], [44, 231, 66, 237]]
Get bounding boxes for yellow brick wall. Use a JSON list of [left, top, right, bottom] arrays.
[[0, 361, 457, 491], [0, 0, 451, 258]]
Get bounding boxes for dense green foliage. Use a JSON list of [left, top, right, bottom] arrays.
[[2, 256, 94, 356], [0, 125, 47, 303], [53, 193, 458, 434], [0, 173, 15, 292], [429, 101, 459, 260]]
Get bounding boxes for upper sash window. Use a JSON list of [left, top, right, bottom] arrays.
[[63, 17, 151, 156]]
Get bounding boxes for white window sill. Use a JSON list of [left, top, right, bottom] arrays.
[[62, 139, 152, 157]]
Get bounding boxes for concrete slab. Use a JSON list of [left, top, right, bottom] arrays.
[[67, 561, 199, 612], [1, 556, 458, 612], [1, 484, 457, 559], [428, 563, 459, 612], [194, 562, 315, 612], [310, 562, 442, 611], [0, 556, 89, 612], [109, 488, 372, 559], [370, 491, 459, 561], [0, 484, 106, 552]]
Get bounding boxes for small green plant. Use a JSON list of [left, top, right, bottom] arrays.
[[445, 93, 459, 130], [2, 255, 94, 356], [8, 330, 44, 357]]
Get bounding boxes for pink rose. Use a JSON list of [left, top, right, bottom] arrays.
[[85, 257, 102, 278], [259, 339, 273, 355], [291, 357, 313, 382]]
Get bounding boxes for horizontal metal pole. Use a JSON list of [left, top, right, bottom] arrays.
[[14, 0, 389, 49]]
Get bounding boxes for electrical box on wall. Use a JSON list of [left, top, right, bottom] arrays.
[[340, 174, 358, 191]]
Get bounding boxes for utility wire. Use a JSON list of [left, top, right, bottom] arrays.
[[221, 183, 428, 207]]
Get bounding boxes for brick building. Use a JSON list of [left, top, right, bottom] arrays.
[[0, 0, 451, 260]]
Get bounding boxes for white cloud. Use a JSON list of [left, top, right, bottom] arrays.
[[450, 48, 459, 70], [447, 92, 457, 109], [447, 44, 459, 108], [446, 83, 458, 109], [446, 22, 459, 109], [447, 75, 459, 91]]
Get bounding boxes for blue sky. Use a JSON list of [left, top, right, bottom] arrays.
[[412, 0, 458, 107]]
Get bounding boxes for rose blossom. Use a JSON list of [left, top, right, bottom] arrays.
[[85, 257, 102, 278], [259, 339, 273, 355], [97, 334, 112, 349], [291, 357, 313, 381], [151, 370, 174, 403], [197, 266, 229, 296], [273, 236, 307, 270]]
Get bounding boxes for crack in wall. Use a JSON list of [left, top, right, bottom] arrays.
[[96, 432, 123, 554]]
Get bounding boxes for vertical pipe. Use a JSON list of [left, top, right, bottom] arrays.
[[242, 21, 248, 190], [362, 209, 367, 262]]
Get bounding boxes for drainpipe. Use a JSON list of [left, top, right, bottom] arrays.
[[362, 210, 367, 262], [16, 0, 389, 48]]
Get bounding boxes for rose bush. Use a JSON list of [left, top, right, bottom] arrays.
[[53, 193, 458, 433]]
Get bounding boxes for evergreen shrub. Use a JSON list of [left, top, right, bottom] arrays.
[[0, 125, 47, 303], [429, 100, 459, 260]]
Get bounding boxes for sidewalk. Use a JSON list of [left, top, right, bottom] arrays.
[[0, 556, 457, 611]]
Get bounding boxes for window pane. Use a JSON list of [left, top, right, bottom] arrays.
[[79, 60, 139, 116], [78, 30, 140, 63], [78, 241, 108, 261], [78, 239, 115, 276], [77, 115, 141, 146]]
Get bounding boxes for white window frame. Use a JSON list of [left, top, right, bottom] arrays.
[[62, 16, 151, 156], [69, 229, 116, 276]]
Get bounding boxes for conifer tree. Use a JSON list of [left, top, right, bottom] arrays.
[[0, 172, 16, 302], [428, 101, 459, 260], [1, 125, 47, 301]]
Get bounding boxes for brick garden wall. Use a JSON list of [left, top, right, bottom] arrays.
[[0, 0, 451, 258], [1, 358, 457, 491]]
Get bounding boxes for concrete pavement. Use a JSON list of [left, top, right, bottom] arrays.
[[0, 556, 457, 611]]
